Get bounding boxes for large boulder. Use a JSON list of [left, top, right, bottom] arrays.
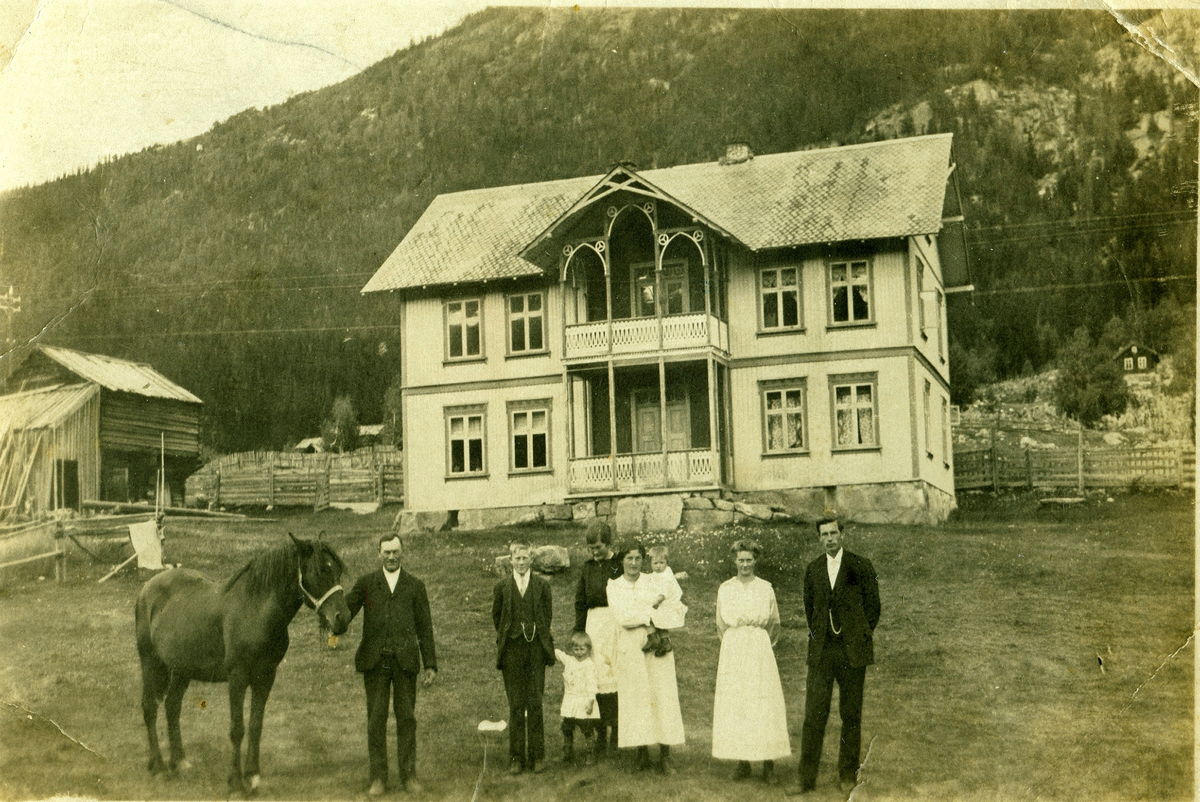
[[395, 510, 453, 535], [532, 545, 570, 573], [572, 501, 597, 521], [683, 496, 714, 510], [680, 508, 734, 531], [614, 495, 683, 536], [733, 501, 774, 521], [541, 504, 575, 522], [459, 506, 540, 530]]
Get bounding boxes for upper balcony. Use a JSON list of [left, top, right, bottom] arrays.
[[564, 312, 729, 361]]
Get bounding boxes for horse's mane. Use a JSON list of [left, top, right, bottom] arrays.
[[221, 541, 298, 596], [220, 538, 344, 596]]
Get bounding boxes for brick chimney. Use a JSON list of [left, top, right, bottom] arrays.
[[719, 143, 753, 165]]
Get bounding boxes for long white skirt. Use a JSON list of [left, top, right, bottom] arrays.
[[614, 624, 685, 747], [586, 606, 619, 695], [711, 626, 791, 760]]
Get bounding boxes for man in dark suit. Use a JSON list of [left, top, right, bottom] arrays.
[[346, 534, 437, 796], [788, 517, 880, 796], [492, 541, 555, 774]]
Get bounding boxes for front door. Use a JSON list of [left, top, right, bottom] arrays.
[[632, 390, 689, 452]]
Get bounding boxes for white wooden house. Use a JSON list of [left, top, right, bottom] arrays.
[[362, 134, 970, 525]]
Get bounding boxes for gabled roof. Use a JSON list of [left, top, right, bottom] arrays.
[[1114, 342, 1160, 359], [363, 134, 954, 293], [0, 384, 99, 431], [33, 346, 203, 404]]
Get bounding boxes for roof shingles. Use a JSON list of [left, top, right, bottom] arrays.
[[363, 134, 952, 293]]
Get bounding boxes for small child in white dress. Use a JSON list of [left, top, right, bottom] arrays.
[[641, 545, 688, 657], [555, 631, 601, 765]]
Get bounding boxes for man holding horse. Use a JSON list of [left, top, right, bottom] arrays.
[[347, 534, 438, 796]]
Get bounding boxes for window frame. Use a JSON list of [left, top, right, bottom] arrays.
[[828, 372, 880, 452], [757, 263, 804, 333], [444, 404, 487, 479], [941, 395, 951, 469], [827, 257, 875, 327], [923, 379, 934, 460], [506, 291, 548, 357], [935, 289, 945, 362], [507, 399, 553, 474], [444, 297, 485, 363], [759, 378, 809, 456], [916, 256, 928, 340], [1137, 356, 1147, 370]]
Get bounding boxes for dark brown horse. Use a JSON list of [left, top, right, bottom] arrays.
[[135, 533, 350, 794]]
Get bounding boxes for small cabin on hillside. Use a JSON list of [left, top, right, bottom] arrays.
[[362, 134, 971, 524], [1115, 343, 1159, 375], [0, 346, 202, 518]]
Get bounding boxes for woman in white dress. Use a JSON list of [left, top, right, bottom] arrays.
[[712, 539, 790, 784], [607, 544, 686, 774]]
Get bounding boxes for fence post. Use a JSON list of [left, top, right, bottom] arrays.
[[214, 469, 221, 508], [1076, 425, 1084, 493], [377, 464, 385, 505], [1025, 448, 1033, 489], [267, 452, 275, 507]]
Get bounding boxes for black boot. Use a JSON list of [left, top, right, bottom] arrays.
[[658, 744, 676, 776], [635, 746, 651, 772]]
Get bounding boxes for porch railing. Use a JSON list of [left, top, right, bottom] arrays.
[[568, 449, 716, 492], [564, 313, 727, 359]]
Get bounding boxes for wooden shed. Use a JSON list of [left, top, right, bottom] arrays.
[[0, 346, 202, 518]]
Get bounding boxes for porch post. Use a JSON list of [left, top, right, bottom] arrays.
[[564, 369, 574, 462], [707, 355, 719, 486], [659, 358, 668, 486], [703, 238, 713, 348], [608, 360, 618, 490], [603, 247, 613, 357], [722, 364, 735, 488]]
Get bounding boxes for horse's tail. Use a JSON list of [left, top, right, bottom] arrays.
[[135, 577, 170, 702]]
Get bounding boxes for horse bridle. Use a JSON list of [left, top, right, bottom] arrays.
[[298, 566, 343, 612]]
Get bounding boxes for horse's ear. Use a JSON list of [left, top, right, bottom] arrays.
[[288, 532, 311, 554], [317, 530, 326, 542]]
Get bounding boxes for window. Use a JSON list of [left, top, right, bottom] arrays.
[[916, 257, 927, 337], [829, 259, 872, 324], [509, 400, 551, 472], [1137, 356, 1147, 370], [941, 396, 950, 468], [760, 380, 807, 453], [446, 299, 482, 360], [936, 290, 945, 361], [446, 406, 486, 476], [508, 292, 545, 354], [760, 265, 802, 330], [924, 380, 933, 458], [662, 261, 689, 315], [830, 374, 878, 450]]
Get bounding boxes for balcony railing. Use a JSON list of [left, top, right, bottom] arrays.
[[568, 449, 716, 492], [564, 312, 728, 359]]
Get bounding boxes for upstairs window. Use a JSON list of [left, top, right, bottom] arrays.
[[916, 257, 927, 338], [508, 292, 545, 354], [936, 289, 945, 361], [941, 396, 951, 468], [760, 266, 802, 331], [924, 380, 933, 458], [1124, 357, 1134, 370], [446, 299, 482, 360], [829, 259, 872, 325], [446, 406, 486, 476], [1137, 356, 1147, 370], [831, 374, 878, 450]]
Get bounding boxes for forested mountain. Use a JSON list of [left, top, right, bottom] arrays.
[[0, 8, 1194, 451]]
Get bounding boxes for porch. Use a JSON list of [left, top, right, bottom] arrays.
[[564, 359, 731, 494]]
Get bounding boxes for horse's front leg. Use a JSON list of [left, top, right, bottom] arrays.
[[243, 664, 278, 794], [163, 674, 192, 773], [228, 670, 250, 795]]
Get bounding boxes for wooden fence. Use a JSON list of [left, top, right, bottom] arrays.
[[955, 444, 1195, 492], [185, 448, 404, 509]]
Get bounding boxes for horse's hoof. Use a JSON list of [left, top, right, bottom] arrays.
[[177, 759, 192, 772], [247, 775, 260, 794], [148, 758, 166, 775]]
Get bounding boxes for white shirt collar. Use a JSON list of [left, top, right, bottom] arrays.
[[513, 569, 530, 596], [826, 548, 844, 589], [383, 566, 401, 592]]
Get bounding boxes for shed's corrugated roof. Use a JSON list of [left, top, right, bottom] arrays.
[[0, 384, 99, 430], [37, 346, 203, 404], [363, 134, 953, 292]]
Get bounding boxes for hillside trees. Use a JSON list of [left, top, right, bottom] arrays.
[[1054, 327, 1130, 426]]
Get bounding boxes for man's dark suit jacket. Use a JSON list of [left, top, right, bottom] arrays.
[[346, 568, 437, 675], [491, 572, 555, 670], [803, 550, 880, 668]]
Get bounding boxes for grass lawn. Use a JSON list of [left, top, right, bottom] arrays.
[[0, 491, 1192, 801]]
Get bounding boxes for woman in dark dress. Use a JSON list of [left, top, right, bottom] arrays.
[[573, 519, 623, 756]]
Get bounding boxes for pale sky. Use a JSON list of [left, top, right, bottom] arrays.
[[0, 0, 1194, 192]]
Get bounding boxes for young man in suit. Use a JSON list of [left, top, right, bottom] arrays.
[[492, 541, 555, 774], [346, 534, 437, 796], [788, 517, 881, 796]]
